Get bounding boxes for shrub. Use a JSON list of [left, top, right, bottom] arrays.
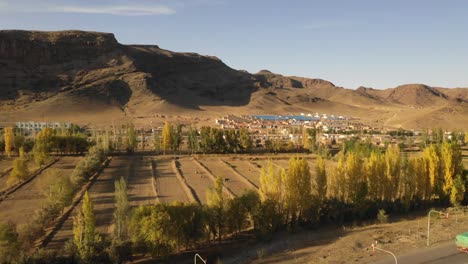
[[377, 209, 388, 224]]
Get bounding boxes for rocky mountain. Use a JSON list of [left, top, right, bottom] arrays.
[[0, 30, 467, 129]]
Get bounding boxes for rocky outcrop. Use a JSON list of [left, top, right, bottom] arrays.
[[0, 29, 466, 128], [0, 30, 120, 65]]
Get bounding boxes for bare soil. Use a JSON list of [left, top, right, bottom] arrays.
[[153, 157, 190, 204], [242, 209, 468, 264], [0, 157, 78, 226], [177, 157, 215, 205], [223, 159, 261, 188], [197, 157, 254, 196], [126, 156, 157, 207]]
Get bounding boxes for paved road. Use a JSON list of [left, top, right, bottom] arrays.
[[373, 241, 468, 264]]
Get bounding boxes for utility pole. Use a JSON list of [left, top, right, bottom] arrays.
[[427, 209, 449, 246]]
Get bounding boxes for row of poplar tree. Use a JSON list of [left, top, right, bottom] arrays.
[[66, 139, 466, 263], [63, 156, 316, 263]]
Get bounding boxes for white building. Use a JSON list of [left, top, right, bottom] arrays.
[[16, 121, 71, 132]]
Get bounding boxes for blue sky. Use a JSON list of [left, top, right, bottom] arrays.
[[1, 0, 467, 89]]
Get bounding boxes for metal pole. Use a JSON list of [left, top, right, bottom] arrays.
[[427, 210, 445, 246], [194, 253, 207, 264], [372, 241, 397, 264]]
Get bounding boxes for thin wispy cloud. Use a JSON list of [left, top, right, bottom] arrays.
[[0, 1, 176, 16], [51, 5, 175, 16]]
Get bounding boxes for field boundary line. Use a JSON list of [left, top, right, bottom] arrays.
[[150, 159, 161, 204], [247, 160, 263, 172], [220, 159, 258, 189], [193, 158, 235, 199], [37, 157, 112, 249], [172, 159, 199, 204], [0, 168, 12, 178], [0, 158, 59, 202]]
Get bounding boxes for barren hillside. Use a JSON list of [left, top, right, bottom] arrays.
[[0, 30, 467, 129]]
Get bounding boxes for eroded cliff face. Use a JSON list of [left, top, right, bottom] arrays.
[[0, 30, 120, 65], [0, 30, 465, 129]]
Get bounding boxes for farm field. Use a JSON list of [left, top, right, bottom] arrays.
[[0, 157, 78, 226], [47, 155, 158, 249], [153, 157, 190, 204], [196, 157, 254, 196], [222, 158, 260, 188], [176, 157, 216, 204], [126, 156, 157, 207], [0, 159, 40, 191]]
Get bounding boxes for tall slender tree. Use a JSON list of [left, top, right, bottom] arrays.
[[73, 191, 99, 263], [4, 127, 14, 158], [162, 121, 173, 154], [126, 123, 137, 153], [206, 175, 225, 242], [114, 177, 129, 242], [282, 156, 312, 225]]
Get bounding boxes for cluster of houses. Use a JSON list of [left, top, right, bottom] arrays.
[[215, 113, 375, 133]]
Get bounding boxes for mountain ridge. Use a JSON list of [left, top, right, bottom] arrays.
[[0, 30, 467, 129]]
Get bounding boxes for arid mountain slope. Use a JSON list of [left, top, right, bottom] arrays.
[[0, 30, 467, 129]]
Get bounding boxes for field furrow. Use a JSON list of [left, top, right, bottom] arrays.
[[47, 157, 128, 249], [177, 158, 214, 205], [126, 156, 157, 207], [154, 157, 190, 204], [198, 158, 253, 196], [223, 159, 260, 188]]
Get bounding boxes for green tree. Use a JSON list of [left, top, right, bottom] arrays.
[[113, 177, 129, 242], [42, 169, 74, 214], [171, 124, 183, 153], [126, 123, 137, 153], [313, 155, 327, 218], [73, 191, 100, 263], [0, 223, 20, 264], [129, 205, 175, 257], [187, 127, 199, 154], [239, 128, 253, 152], [303, 128, 317, 152], [33, 127, 53, 166], [432, 128, 444, 144], [206, 175, 226, 242], [450, 175, 466, 206], [153, 131, 162, 154], [224, 129, 241, 153]]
